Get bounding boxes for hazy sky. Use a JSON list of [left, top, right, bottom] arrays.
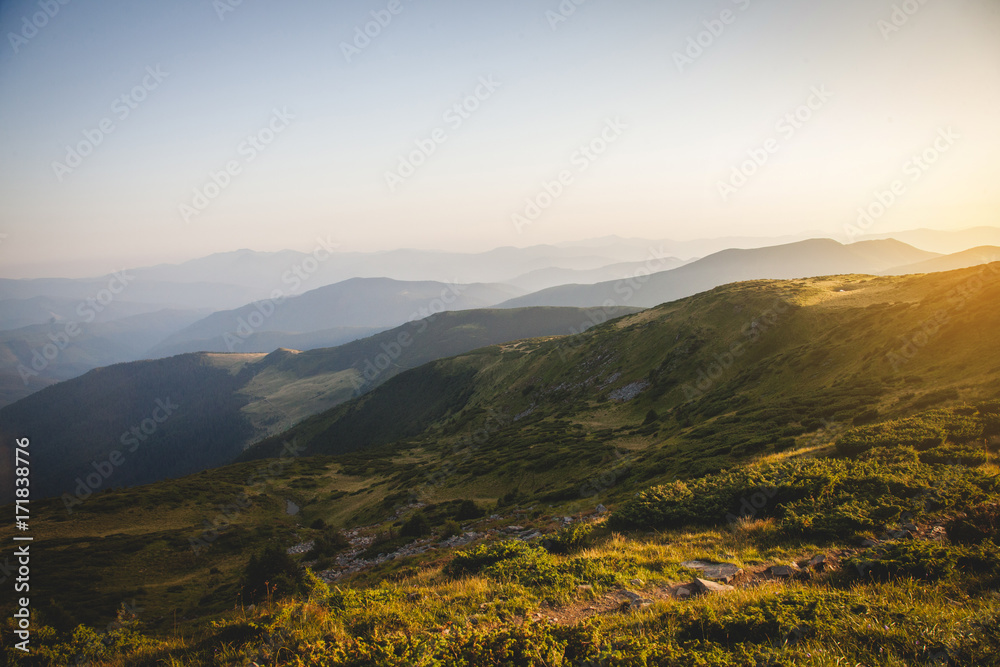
[[1, 0, 998, 277]]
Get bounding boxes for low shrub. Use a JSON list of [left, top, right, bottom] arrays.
[[446, 540, 544, 577], [240, 545, 303, 603], [543, 522, 595, 555], [441, 520, 463, 539], [836, 418, 945, 456], [307, 531, 349, 559], [845, 540, 1000, 582], [947, 501, 1000, 545], [610, 456, 997, 539], [455, 499, 484, 521], [674, 589, 840, 645], [400, 511, 431, 538]]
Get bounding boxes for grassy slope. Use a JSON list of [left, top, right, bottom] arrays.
[[0, 307, 626, 502], [245, 266, 1000, 487], [2, 265, 999, 665]]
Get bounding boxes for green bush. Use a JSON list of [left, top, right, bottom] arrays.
[[674, 589, 839, 644], [240, 545, 303, 603], [400, 511, 431, 537], [543, 522, 594, 555], [837, 409, 987, 457], [919, 443, 988, 466], [307, 531, 350, 559], [947, 502, 1000, 545], [446, 540, 543, 577], [441, 520, 463, 539], [482, 550, 573, 590], [837, 418, 945, 456], [455, 499, 484, 521], [610, 456, 997, 539], [846, 541, 1000, 582]]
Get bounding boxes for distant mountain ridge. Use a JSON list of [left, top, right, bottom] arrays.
[[883, 246, 1000, 275], [0, 308, 211, 408], [498, 238, 939, 309], [150, 278, 524, 356]]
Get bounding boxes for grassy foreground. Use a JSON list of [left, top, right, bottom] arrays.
[[5, 407, 1000, 665]]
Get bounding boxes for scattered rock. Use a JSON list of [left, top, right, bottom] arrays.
[[286, 540, 315, 555], [681, 560, 743, 583], [691, 578, 735, 594], [608, 380, 651, 402], [807, 554, 827, 571], [768, 565, 800, 579], [577, 585, 594, 593], [596, 504, 608, 514], [674, 586, 693, 599], [618, 596, 654, 614], [622, 590, 643, 603], [629, 578, 645, 587], [861, 539, 879, 548]]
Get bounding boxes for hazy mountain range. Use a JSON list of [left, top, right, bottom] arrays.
[[1, 231, 998, 409], [497, 238, 941, 309]]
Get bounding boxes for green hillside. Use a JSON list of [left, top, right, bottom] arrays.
[[245, 265, 1000, 485], [2, 265, 999, 666], [0, 307, 628, 502]]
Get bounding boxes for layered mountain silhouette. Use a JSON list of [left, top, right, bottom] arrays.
[[0, 306, 634, 501], [497, 239, 939, 309]]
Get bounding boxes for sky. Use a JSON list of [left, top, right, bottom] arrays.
[[0, 0, 998, 278]]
